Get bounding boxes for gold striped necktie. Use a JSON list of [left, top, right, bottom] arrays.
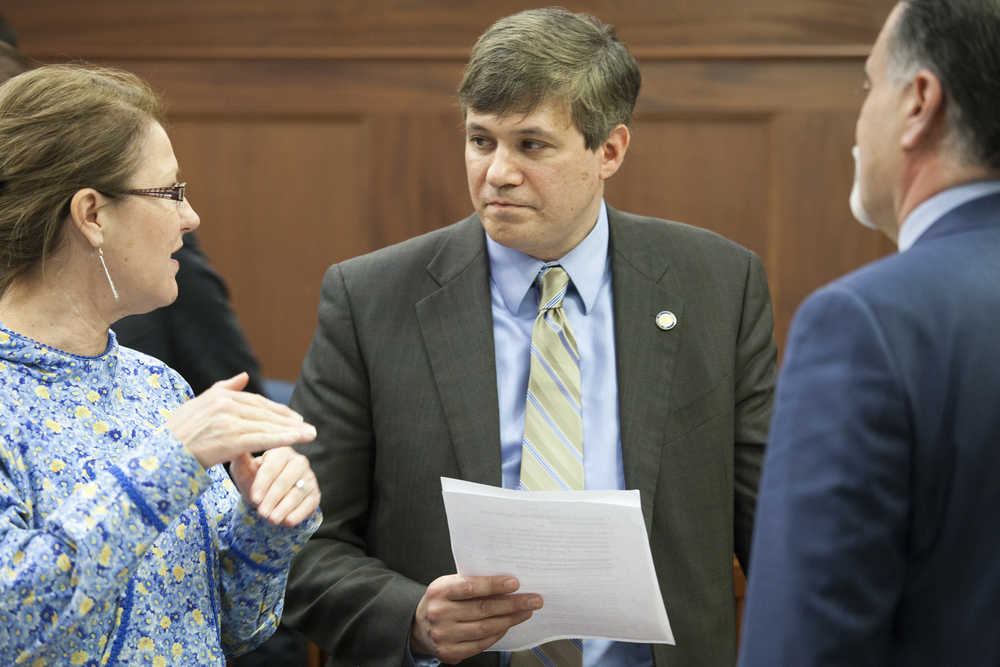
[[512, 265, 584, 667]]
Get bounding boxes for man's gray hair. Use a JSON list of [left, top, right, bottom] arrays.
[[886, 0, 1000, 168]]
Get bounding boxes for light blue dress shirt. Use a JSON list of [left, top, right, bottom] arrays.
[[411, 202, 653, 667], [898, 180, 1000, 251], [486, 200, 654, 667]]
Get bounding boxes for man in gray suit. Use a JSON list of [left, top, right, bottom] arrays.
[[284, 8, 776, 666]]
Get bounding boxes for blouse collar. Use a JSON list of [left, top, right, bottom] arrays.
[[0, 323, 119, 384]]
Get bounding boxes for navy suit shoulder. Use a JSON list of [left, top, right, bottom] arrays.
[[739, 197, 1000, 667], [827, 189, 1000, 301]]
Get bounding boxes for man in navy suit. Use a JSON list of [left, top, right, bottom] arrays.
[[738, 1, 1000, 665]]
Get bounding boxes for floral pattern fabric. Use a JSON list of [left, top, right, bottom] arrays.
[[0, 325, 320, 666]]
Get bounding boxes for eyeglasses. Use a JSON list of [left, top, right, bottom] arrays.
[[122, 182, 186, 204]]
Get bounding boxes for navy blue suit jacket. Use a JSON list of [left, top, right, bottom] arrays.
[[738, 191, 1000, 666]]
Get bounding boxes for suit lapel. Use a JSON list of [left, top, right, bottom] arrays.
[[413, 209, 689, 506], [609, 208, 685, 531], [415, 216, 503, 486]]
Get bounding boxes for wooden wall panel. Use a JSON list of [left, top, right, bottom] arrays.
[[3, 0, 897, 380], [366, 113, 471, 248], [607, 115, 770, 254], [167, 118, 368, 378], [7, 1, 893, 56], [767, 112, 896, 347]]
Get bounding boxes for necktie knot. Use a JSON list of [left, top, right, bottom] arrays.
[[538, 265, 570, 313]]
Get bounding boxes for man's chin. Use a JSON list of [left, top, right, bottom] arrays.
[[480, 205, 533, 224], [482, 220, 536, 253], [849, 182, 880, 231], [482, 219, 518, 240]]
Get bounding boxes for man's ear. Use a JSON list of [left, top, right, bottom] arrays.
[[67, 188, 109, 248], [598, 124, 631, 180], [900, 69, 946, 151]]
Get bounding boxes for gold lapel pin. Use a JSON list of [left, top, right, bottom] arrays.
[[655, 311, 677, 331]]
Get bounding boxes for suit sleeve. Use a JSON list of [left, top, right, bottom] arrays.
[[282, 264, 426, 666], [737, 285, 909, 667], [732, 252, 778, 570]]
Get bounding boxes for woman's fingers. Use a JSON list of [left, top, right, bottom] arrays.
[[167, 382, 316, 468], [213, 372, 250, 392], [229, 451, 260, 498], [254, 450, 309, 515], [280, 490, 320, 527], [275, 470, 320, 527], [248, 449, 291, 506], [244, 449, 319, 526], [236, 422, 316, 453], [228, 389, 305, 423]]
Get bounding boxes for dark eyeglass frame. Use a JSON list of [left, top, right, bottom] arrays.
[[121, 182, 186, 202]]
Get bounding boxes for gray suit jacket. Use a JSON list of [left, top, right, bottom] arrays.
[[284, 207, 777, 666]]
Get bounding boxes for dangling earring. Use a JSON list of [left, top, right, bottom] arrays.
[[97, 248, 120, 301]]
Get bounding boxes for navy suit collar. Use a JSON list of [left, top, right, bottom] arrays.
[[916, 191, 1000, 246]]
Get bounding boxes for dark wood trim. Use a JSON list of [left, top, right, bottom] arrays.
[[23, 43, 871, 62]]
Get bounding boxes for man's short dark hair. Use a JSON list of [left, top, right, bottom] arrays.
[[459, 7, 641, 150], [889, 0, 1000, 168]]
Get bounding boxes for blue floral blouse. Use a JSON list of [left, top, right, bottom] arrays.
[[0, 325, 321, 665]]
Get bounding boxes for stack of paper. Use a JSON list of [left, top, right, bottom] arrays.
[[441, 477, 674, 651]]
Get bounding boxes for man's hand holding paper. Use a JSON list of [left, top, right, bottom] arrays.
[[440, 478, 675, 652], [410, 574, 542, 664]]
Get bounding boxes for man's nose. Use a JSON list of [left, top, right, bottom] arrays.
[[485, 146, 524, 188]]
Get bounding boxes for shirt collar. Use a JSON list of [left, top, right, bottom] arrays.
[[486, 200, 610, 316], [898, 180, 1000, 251]]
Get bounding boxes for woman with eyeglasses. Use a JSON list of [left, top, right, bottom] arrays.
[[0, 65, 322, 665]]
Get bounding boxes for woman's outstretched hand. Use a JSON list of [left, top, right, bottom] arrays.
[[166, 372, 316, 469]]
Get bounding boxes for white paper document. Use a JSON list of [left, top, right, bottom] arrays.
[[440, 477, 674, 651]]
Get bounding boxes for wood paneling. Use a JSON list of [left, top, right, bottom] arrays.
[[3, 0, 897, 376], [8, 1, 891, 56], [167, 117, 368, 378], [767, 113, 895, 348], [608, 114, 771, 254]]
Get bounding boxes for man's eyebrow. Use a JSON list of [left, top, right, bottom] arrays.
[[466, 123, 558, 139], [512, 127, 557, 139]]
